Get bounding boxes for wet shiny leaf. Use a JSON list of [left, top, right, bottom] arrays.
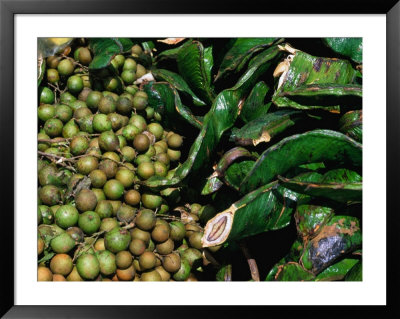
[[323, 38, 362, 63], [230, 110, 303, 146], [279, 168, 362, 203], [272, 49, 359, 110], [345, 260, 362, 281], [315, 258, 359, 281], [143, 81, 203, 129], [152, 68, 206, 106], [202, 181, 298, 247], [239, 81, 272, 123], [89, 38, 133, 70], [215, 38, 278, 81], [240, 130, 362, 194], [142, 45, 282, 190], [339, 110, 362, 142]]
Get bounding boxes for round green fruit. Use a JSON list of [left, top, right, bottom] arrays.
[[44, 118, 63, 137], [50, 232, 76, 254], [76, 253, 100, 280], [93, 114, 112, 132], [55, 205, 79, 229], [67, 75, 84, 94], [141, 193, 162, 210], [78, 211, 101, 235], [38, 104, 55, 122], [97, 250, 117, 276], [57, 59, 74, 76], [104, 227, 131, 253], [39, 86, 55, 104], [103, 179, 124, 200], [99, 131, 119, 152]]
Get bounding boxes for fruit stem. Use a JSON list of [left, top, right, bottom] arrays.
[[239, 240, 260, 281]]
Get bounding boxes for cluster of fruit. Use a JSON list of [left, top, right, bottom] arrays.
[[37, 43, 211, 281]]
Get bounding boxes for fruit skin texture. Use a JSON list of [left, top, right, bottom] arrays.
[[75, 189, 98, 212], [104, 228, 131, 253], [50, 253, 73, 276], [67, 75, 84, 94], [139, 251, 157, 270], [55, 205, 79, 229], [140, 270, 162, 281], [78, 211, 101, 235], [99, 131, 120, 152], [38, 266, 53, 281], [76, 253, 100, 280], [103, 179, 124, 200], [97, 250, 117, 276], [50, 233, 76, 253], [162, 253, 181, 273]]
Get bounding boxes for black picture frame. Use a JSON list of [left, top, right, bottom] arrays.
[[1, 0, 398, 318]]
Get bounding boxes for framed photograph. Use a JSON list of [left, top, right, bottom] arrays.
[[1, 0, 398, 317]]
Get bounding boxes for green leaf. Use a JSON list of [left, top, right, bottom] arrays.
[[215, 38, 278, 81], [177, 40, 215, 104], [224, 160, 256, 191], [274, 262, 315, 281], [142, 44, 282, 190], [345, 261, 362, 281], [315, 258, 359, 281], [339, 110, 362, 143], [230, 110, 303, 147], [240, 130, 362, 194], [203, 46, 214, 85], [88, 38, 133, 70], [239, 81, 272, 123], [276, 83, 362, 110], [295, 204, 334, 240], [301, 215, 362, 274], [38, 251, 55, 264], [279, 168, 362, 203], [38, 58, 46, 87], [156, 45, 182, 61], [152, 69, 206, 106], [143, 81, 203, 129], [323, 38, 363, 63], [202, 181, 298, 247], [272, 49, 359, 110]]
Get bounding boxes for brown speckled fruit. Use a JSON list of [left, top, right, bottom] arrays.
[[50, 253, 73, 276], [162, 253, 181, 273], [115, 250, 133, 269], [151, 224, 170, 243], [38, 266, 53, 281], [139, 251, 157, 271], [135, 209, 156, 231], [75, 189, 98, 212]]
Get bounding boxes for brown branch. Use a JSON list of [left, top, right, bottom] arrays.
[[239, 241, 260, 281]]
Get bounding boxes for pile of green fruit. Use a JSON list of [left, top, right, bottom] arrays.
[[37, 41, 215, 281], [38, 37, 362, 282]]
